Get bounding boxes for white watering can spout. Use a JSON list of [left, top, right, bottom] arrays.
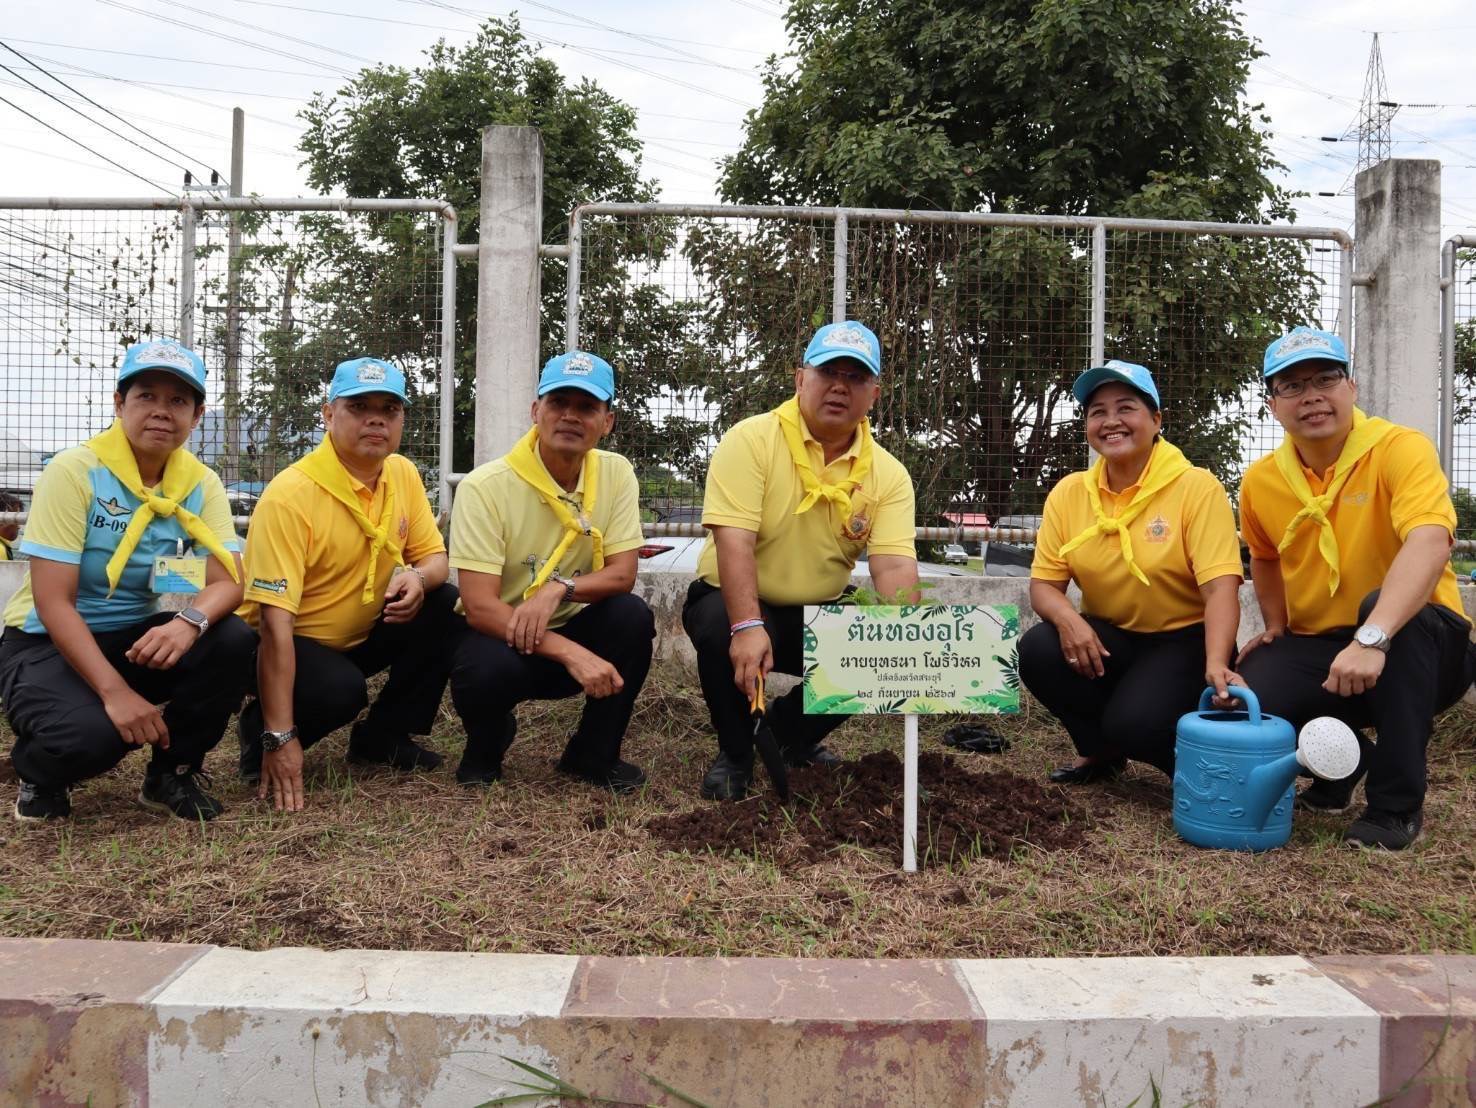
[[1245, 717, 1361, 831]]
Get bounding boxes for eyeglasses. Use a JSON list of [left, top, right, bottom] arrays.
[[810, 363, 875, 388], [1268, 368, 1347, 399]]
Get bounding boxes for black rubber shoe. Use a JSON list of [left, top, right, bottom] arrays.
[[238, 712, 262, 784], [1344, 807, 1423, 850], [347, 726, 445, 772], [456, 715, 517, 787], [139, 767, 224, 822], [700, 751, 753, 801], [1047, 757, 1126, 785], [556, 757, 647, 795], [1295, 776, 1358, 814], [784, 743, 841, 769], [14, 782, 71, 823]]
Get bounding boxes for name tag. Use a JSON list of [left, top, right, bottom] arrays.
[[151, 555, 206, 594]]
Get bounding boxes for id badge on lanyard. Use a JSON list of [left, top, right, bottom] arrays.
[[151, 539, 206, 595]]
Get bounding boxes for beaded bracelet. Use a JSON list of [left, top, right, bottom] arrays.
[[729, 618, 766, 637]]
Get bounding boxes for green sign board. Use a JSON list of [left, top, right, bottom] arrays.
[[802, 604, 1022, 716]]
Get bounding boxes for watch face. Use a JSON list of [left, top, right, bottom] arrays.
[[1357, 626, 1382, 646]]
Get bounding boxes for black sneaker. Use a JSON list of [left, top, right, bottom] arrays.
[[1344, 807, 1423, 850], [456, 715, 516, 787], [238, 713, 262, 784], [347, 725, 445, 772], [14, 782, 71, 823], [139, 767, 224, 822], [1295, 776, 1357, 814], [556, 756, 647, 795], [699, 751, 753, 801]]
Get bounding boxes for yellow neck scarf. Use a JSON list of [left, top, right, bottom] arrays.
[[775, 397, 874, 533], [1273, 407, 1395, 595], [504, 426, 604, 600], [85, 420, 240, 596], [1058, 439, 1193, 587], [291, 436, 403, 604]]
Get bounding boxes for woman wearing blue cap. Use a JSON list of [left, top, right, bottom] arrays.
[[1018, 361, 1244, 784], [0, 340, 254, 822]]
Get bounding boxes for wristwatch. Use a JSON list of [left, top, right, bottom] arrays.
[[260, 726, 298, 752], [174, 607, 209, 635], [1354, 624, 1391, 653], [550, 573, 578, 603]]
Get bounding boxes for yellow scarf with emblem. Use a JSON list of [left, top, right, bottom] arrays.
[[85, 420, 240, 596], [775, 396, 874, 536], [504, 425, 604, 600], [1273, 407, 1395, 596], [1058, 439, 1193, 587], [291, 436, 404, 604]]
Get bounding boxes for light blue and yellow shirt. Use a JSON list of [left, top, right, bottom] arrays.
[[3, 445, 239, 634]]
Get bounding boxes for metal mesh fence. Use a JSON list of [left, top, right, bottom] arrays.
[[565, 206, 1349, 533], [0, 200, 451, 523], [1446, 239, 1476, 545]]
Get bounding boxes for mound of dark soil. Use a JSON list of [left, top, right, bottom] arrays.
[[647, 750, 1087, 868]]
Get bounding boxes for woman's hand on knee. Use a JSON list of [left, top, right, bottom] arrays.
[[1057, 615, 1110, 679], [103, 687, 169, 748], [1235, 627, 1284, 667]]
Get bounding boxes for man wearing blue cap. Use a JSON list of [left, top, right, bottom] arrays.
[[448, 350, 654, 793], [237, 357, 459, 812], [1237, 327, 1475, 849], [683, 321, 919, 800], [1, 339, 253, 822]]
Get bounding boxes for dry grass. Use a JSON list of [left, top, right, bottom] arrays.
[[2, 664, 1475, 959]]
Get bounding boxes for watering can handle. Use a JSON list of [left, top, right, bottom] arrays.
[[1197, 684, 1262, 724]]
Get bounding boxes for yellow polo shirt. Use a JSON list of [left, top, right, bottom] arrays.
[[238, 453, 444, 651], [1239, 427, 1464, 634], [697, 410, 917, 605], [449, 447, 644, 629], [1032, 464, 1242, 633]]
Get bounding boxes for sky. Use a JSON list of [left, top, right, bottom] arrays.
[[1, 0, 1475, 236]]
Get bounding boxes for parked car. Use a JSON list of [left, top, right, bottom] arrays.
[[941, 543, 969, 565]]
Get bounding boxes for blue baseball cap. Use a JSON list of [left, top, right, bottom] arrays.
[[538, 350, 616, 402], [328, 357, 408, 403], [1263, 327, 1349, 380], [1072, 360, 1160, 410], [804, 321, 882, 376], [118, 339, 207, 400]]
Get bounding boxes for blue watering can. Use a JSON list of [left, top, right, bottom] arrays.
[[1173, 686, 1360, 852]]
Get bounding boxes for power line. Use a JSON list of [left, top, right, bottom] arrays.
[[7, 37, 340, 78], [95, 0, 358, 76], [0, 90, 171, 192], [152, 0, 376, 67], [14, 56, 317, 104], [0, 37, 224, 180]]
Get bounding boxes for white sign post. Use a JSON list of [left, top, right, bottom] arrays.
[[802, 603, 1021, 872]]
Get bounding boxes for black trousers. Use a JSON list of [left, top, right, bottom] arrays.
[[682, 580, 847, 763], [0, 613, 257, 790], [1018, 617, 1210, 776], [1238, 591, 1475, 814], [450, 593, 654, 774], [239, 583, 464, 751]]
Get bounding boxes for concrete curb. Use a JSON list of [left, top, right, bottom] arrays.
[[2, 939, 1472, 1106]]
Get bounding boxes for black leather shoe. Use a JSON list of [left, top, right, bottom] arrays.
[[456, 716, 517, 787], [1047, 757, 1126, 785], [785, 743, 842, 769], [557, 757, 647, 795], [1294, 775, 1359, 814], [347, 725, 445, 772], [237, 712, 262, 784], [700, 752, 753, 801]]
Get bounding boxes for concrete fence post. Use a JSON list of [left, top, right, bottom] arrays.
[[475, 125, 544, 465], [1353, 159, 1441, 442]]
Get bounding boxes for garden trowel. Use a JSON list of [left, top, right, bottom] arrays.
[[750, 674, 789, 800]]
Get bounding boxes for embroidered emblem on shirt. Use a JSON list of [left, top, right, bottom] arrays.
[[251, 576, 289, 595], [398, 515, 409, 540], [841, 512, 872, 544], [1144, 515, 1171, 543], [96, 495, 131, 518], [1342, 491, 1369, 507]]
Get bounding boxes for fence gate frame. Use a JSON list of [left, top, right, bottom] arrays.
[[1441, 233, 1476, 479], [3, 195, 459, 514]]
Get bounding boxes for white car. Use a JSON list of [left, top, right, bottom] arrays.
[[942, 543, 970, 565]]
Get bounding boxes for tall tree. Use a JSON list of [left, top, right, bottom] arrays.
[[243, 18, 660, 478], [702, 0, 1313, 519]]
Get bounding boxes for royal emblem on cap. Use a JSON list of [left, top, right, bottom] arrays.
[[357, 363, 387, 384], [823, 324, 873, 355], [136, 341, 194, 372], [1277, 330, 1333, 355], [564, 353, 595, 376]]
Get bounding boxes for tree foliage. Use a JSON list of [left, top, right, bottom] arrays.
[[281, 18, 658, 474], [702, 0, 1317, 517]]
